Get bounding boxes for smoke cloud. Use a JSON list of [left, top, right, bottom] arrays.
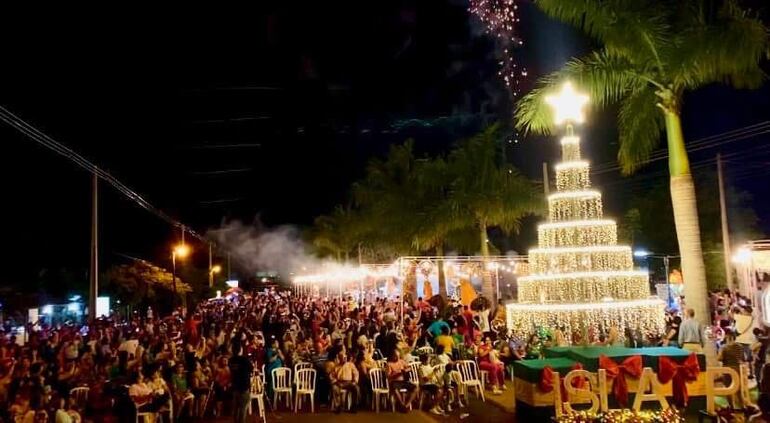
[[207, 219, 320, 279]]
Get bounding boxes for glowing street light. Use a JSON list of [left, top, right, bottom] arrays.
[[209, 264, 221, 287], [171, 243, 191, 300], [174, 244, 190, 258], [634, 249, 651, 258], [732, 247, 751, 264], [545, 81, 589, 125]]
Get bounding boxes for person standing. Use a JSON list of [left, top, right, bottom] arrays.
[[679, 308, 704, 353], [229, 342, 253, 423], [735, 306, 757, 375]]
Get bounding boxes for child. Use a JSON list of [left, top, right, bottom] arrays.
[[418, 354, 445, 415]]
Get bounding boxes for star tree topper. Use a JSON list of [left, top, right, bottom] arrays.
[[545, 82, 589, 125]]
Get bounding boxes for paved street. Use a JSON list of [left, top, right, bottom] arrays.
[[213, 381, 517, 423]]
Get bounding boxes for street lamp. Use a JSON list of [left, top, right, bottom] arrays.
[[634, 249, 679, 308], [209, 264, 222, 287], [172, 244, 190, 304]]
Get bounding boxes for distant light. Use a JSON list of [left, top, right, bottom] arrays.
[[41, 305, 53, 315], [210, 265, 222, 274], [96, 297, 110, 317], [173, 244, 190, 258], [261, 277, 268, 283], [634, 249, 651, 258], [733, 247, 752, 264], [225, 280, 239, 288], [69, 295, 81, 302]]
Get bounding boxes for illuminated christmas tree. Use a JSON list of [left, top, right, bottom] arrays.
[[507, 83, 665, 344]]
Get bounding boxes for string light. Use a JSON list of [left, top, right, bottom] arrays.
[[561, 136, 582, 161], [517, 272, 650, 303], [538, 220, 617, 248], [507, 84, 664, 344], [548, 190, 601, 201], [529, 246, 633, 273], [557, 408, 683, 423], [507, 299, 665, 344]]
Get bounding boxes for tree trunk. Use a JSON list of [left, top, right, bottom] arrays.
[[665, 109, 709, 326], [479, 221, 495, 303], [436, 243, 447, 299]]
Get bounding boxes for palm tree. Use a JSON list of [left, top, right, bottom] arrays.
[[311, 206, 361, 262], [447, 124, 543, 302], [514, 0, 768, 324], [411, 157, 461, 299]]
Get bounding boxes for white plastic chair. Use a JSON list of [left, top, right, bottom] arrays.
[[407, 362, 421, 383], [415, 346, 433, 356], [271, 367, 293, 410], [294, 368, 317, 412], [369, 368, 390, 413], [390, 364, 418, 412], [457, 360, 485, 402], [69, 387, 90, 409], [247, 374, 266, 423], [293, 362, 313, 383], [135, 404, 156, 423]]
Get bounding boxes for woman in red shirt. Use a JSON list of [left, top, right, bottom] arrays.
[[477, 336, 505, 395]]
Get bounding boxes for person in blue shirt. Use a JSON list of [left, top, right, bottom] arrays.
[[427, 318, 450, 339]]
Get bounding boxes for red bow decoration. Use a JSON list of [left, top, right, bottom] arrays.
[[598, 354, 643, 407], [657, 353, 700, 407], [539, 363, 586, 401]]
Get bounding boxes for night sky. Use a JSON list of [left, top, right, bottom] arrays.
[[2, 2, 769, 286]]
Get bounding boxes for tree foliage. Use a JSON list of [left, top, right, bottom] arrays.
[[103, 258, 191, 307], [515, 0, 769, 174], [311, 125, 542, 262], [619, 171, 762, 289]]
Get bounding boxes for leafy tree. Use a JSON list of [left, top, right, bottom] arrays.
[[311, 205, 364, 262], [515, 0, 768, 323], [618, 208, 642, 246], [446, 124, 543, 302], [618, 171, 762, 290], [103, 258, 191, 313]]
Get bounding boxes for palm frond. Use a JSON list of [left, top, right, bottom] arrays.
[[536, 0, 670, 65], [669, 0, 768, 90], [515, 50, 648, 134], [617, 87, 665, 174]]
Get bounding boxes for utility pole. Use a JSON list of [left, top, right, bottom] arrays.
[[89, 172, 98, 322], [542, 162, 550, 196], [717, 153, 734, 290], [208, 243, 213, 287], [227, 253, 231, 280]]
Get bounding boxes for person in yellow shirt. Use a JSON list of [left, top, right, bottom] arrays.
[[435, 326, 455, 354]]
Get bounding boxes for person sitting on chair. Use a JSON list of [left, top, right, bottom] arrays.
[[418, 354, 445, 415], [331, 351, 360, 413], [386, 350, 417, 413]]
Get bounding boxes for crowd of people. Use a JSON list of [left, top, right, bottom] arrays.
[[4, 286, 770, 422], [0, 290, 518, 422]]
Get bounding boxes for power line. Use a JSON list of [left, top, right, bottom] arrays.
[[0, 105, 211, 244], [591, 121, 770, 171], [590, 121, 770, 174]]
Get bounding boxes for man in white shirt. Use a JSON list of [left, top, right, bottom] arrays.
[[332, 353, 360, 412], [118, 333, 139, 358]]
